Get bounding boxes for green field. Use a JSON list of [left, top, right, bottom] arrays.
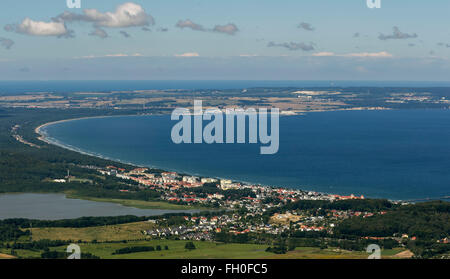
[[59, 240, 271, 259], [44, 240, 407, 259], [6, 220, 411, 259], [31, 221, 156, 242], [0, 239, 408, 260], [1, 236, 409, 259]]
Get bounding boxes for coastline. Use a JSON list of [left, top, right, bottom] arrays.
[[35, 115, 137, 143], [34, 114, 373, 202], [34, 111, 450, 203], [36, 115, 156, 170], [34, 114, 219, 211]]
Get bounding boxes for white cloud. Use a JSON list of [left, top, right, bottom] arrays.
[[86, 2, 153, 28], [56, 2, 154, 28], [7, 18, 69, 37], [312, 51, 393, 58], [312, 52, 335, 57], [75, 53, 143, 59], [344, 51, 393, 58], [174, 52, 200, 57]]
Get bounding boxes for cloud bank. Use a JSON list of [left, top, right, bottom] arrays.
[[298, 22, 315, 31], [55, 2, 154, 28], [213, 24, 239, 35], [312, 51, 393, 58], [176, 19, 238, 35], [0, 38, 14, 49], [89, 28, 108, 39], [175, 19, 206, 31], [267, 41, 315, 51], [175, 52, 200, 57], [379, 27, 418, 40]]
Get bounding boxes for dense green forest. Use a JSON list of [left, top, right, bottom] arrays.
[[334, 201, 450, 239], [113, 245, 168, 255], [0, 108, 166, 201], [283, 198, 396, 212]]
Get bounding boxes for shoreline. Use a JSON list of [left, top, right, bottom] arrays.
[[0, 191, 208, 212], [0, 192, 203, 220], [35, 114, 143, 143], [34, 111, 449, 203], [33, 114, 380, 202], [36, 115, 155, 169]]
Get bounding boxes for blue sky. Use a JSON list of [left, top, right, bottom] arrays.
[[1, 0, 450, 80]]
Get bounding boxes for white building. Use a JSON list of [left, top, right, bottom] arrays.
[[201, 178, 218, 184], [183, 176, 199, 184]]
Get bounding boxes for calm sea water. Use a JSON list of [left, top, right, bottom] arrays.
[[0, 193, 199, 220], [43, 110, 450, 200]]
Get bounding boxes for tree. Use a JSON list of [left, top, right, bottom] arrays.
[[185, 242, 196, 250]]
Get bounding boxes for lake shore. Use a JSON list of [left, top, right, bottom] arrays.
[[0, 193, 201, 220]]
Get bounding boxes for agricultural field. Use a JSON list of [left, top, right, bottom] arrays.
[[30, 221, 156, 242], [1, 234, 409, 260], [44, 241, 409, 259]]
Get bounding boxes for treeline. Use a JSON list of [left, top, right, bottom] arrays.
[[0, 215, 149, 229], [284, 199, 396, 212], [0, 209, 224, 230], [0, 148, 161, 202], [11, 239, 70, 250], [215, 232, 252, 244], [112, 245, 168, 255], [0, 108, 154, 201], [41, 251, 100, 259], [0, 223, 29, 241], [335, 201, 450, 240], [72, 187, 161, 202], [263, 236, 400, 255], [407, 240, 450, 259]]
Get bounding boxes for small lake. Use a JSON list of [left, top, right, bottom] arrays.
[[0, 193, 199, 220]]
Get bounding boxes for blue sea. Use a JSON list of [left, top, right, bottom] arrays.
[[42, 109, 450, 201]]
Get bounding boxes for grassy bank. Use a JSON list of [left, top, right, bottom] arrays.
[[65, 192, 211, 211]]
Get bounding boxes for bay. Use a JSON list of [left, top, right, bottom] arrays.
[[42, 109, 450, 200]]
